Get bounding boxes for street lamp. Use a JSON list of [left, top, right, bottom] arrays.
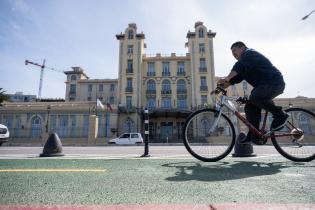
[[302, 9, 315, 20], [46, 105, 51, 133]]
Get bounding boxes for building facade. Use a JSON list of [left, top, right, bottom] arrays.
[[0, 22, 314, 145]]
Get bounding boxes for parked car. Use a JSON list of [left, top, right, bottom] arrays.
[[0, 124, 10, 146], [109, 133, 143, 145]]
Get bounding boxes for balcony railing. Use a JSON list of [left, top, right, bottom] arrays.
[[177, 72, 186, 76], [199, 67, 207, 72], [147, 72, 156, 76], [177, 89, 187, 94], [118, 105, 137, 113], [200, 86, 208, 91], [126, 68, 133, 74], [162, 72, 171, 77], [161, 89, 172, 94], [146, 90, 156, 95], [125, 87, 133, 93]]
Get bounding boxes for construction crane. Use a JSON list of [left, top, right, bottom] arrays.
[[25, 59, 64, 100]]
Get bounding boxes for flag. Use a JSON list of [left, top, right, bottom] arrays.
[[106, 103, 113, 112], [97, 99, 105, 109]]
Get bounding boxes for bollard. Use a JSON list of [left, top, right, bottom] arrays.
[[141, 107, 150, 157], [232, 131, 256, 157], [40, 132, 64, 157]]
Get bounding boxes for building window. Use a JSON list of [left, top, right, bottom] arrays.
[[162, 97, 172, 108], [147, 62, 155, 76], [70, 84, 76, 95], [177, 62, 185, 76], [88, 84, 93, 92], [127, 78, 132, 88], [127, 45, 133, 54], [162, 80, 171, 94], [177, 96, 187, 108], [177, 79, 187, 94], [99, 84, 103, 92], [200, 58, 206, 71], [162, 62, 170, 76], [147, 80, 156, 91], [199, 43, 205, 53], [128, 30, 134, 39], [147, 98, 156, 109], [199, 28, 204, 38], [126, 96, 132, 107], [200, 76, 207, 86], [127, 60, 133, 73], [201, 95, 208, 105], [110, 84, 115, 92], [70, 75, 76, 81]]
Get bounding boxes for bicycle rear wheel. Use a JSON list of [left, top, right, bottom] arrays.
[[183, 109, 236, 162], [271, 108, 315, 162]]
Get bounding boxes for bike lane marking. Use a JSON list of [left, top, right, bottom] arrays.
[[0, 169, 106, 172]]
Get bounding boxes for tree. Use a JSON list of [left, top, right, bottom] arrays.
[[0, 88, 10, 105]]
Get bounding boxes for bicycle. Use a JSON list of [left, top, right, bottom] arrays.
[[183, 85, 315, 162]]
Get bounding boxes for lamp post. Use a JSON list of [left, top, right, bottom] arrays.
[[46, 105, 51, 133]]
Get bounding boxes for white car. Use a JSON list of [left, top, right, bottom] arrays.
[[109, 133, 143, 145], [0, 124, 9, 146]]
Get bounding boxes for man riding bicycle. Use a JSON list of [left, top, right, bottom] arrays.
[[217, 41, 289, 144]]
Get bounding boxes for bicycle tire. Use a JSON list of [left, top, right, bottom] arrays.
[[183, 108, 236, 162], [271, 107, 315, 162]]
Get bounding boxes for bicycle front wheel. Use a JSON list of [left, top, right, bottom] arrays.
[[272, 108, 315, 162], [183, 109, 236, 162]]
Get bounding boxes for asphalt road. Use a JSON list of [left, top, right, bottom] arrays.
[[0, 145, 314, 207]]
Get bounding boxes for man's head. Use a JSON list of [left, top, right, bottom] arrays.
[[231, 41, 247, 60]]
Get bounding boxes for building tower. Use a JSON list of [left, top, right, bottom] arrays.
[[116, 23, 146, 133], [186, 21, 216, 107]]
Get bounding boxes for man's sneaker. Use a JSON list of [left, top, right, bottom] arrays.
[[237, 132, 251, 144], [271, 112, 289, 131]]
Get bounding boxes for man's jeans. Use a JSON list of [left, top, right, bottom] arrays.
[[245, 84, 285, 135]]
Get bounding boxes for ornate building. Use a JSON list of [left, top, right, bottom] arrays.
[[0, 22, 313, 145]]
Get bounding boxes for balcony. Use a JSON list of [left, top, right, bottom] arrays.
[[199, 67, 207, 72], [125, 87, 133, 93], [146, 90, 156, 96], [147, 72, 156, 77], [162, 72, 171, 77], [177, 89, 187, 94], [126, 68, 133, 74], [161, 89, 172, 95], [118, 105, 137, 113], [200, 86, 208, 91], [177, 72, 186, 76], [69, 91, 76, 96]]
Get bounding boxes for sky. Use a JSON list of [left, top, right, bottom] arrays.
[[0, 0, 314, 99]]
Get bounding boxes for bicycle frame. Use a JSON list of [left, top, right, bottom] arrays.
[[213, 94, 296, 140]]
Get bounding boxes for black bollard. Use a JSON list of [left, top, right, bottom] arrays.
[[40, 133, 64, 157], [141, 107, 150, 157], [232, 131, 256, 157]]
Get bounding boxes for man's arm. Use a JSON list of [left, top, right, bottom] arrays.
[[217, 70, 238, 88]]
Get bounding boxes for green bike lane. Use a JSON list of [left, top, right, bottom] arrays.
[[0, 157, 314, 207]]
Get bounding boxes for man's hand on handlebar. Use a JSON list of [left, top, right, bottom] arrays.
[[217, 78, 230, 89]]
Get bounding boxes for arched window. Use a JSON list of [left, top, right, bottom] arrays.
[[177, 79, 186, 91], [31, 115, 42, 138], [147, 80, 156, 91], [70, 75, 76, 81], [162, 80, 171, 91], [199, 28, 204, 38], [128, 30, 134, 39]]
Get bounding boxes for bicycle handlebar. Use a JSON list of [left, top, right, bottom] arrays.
[[210, 84, 227, 95]]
